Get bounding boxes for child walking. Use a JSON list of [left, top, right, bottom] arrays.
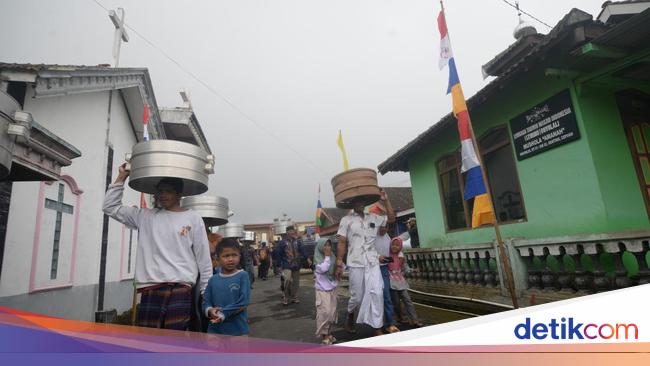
[[388, 237, 423, 328], [202, 238, 251, 336], [313, 238, 339, 344]]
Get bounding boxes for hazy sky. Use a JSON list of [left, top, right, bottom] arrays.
[[0, 0, 605, 223]]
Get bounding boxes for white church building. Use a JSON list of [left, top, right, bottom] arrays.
[[0, 63, 212, 321]]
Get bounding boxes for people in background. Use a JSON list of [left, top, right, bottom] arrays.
[[374, 225, 400, 334], [388, 237, 422, 328], [257, 242, 271, 280], [277, 225, 309, 305], [313, 238, 339, 345], [406, 218, 420, 249], [240, 240, 257, 289]]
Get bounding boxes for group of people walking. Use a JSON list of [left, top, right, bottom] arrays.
[[315, 190, 421, 344], [102, 164, 420, 342]]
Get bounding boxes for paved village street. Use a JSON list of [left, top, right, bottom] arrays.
[[247, 270, 430, 344]]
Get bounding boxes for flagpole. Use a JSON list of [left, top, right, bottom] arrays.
[[440, 0, 519, 309], [466, 109, 520, 309]]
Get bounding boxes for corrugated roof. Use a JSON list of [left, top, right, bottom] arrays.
[[321, 207, 350, 227], [592, 7, 650, 49], [381, 187, 413, 213]]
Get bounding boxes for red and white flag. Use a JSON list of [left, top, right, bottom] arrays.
[[142, 103, 150, 141]]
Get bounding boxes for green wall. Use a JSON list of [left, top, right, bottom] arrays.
[[409, 67, 649, 248], [576, 85, 650, 231]]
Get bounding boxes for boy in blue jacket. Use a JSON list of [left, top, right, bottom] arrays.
[[202, 238, 251, 336]]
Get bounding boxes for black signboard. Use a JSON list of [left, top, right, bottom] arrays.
[[509, 89, 580, 160]]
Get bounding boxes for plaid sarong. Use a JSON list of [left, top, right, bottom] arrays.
[[136, 283, 192, 330]]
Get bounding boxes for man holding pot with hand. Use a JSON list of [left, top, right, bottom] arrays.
[[336, 189, 395, 336], [102, 163, 212, 330]]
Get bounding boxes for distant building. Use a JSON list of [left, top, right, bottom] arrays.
[[244, 220, 316, 244], [319, 208, 350, 236]]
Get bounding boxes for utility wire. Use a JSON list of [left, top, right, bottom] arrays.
[[91, 0, 327, 177], [500, 0, 553, 29]]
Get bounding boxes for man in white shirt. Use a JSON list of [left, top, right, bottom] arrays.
[[102, 163, 212, 330], [335, 190, 395, 336]]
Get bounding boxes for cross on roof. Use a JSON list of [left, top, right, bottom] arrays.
[[109, 8, 129, 67]]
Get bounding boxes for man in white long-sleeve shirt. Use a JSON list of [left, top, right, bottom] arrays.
[[102, 163, 212, 330]]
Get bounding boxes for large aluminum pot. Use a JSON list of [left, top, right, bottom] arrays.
[[243, 231, 256, 242], [331, 168, 380, 209], [0, 91, 20, 179], [181, 195, 229, 227], [126, 140, 214, 196], [272, 218, 293, 235], [218, 223, 244, 239]]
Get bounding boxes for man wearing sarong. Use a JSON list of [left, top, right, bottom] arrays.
[[102, 163, 212, 330], [335, 190, 395, 336]]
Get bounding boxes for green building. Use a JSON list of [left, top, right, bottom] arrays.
[[379, 5, 650, 306]]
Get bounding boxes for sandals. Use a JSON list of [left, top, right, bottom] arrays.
[[385, 325, 401, 333], [410, 321, 424, 328], [321, 335, 336, 345]]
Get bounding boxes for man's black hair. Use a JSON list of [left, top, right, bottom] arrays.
[[156, 177, 184, 194], [216, 238, 241, 257]]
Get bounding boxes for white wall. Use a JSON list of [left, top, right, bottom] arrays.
[[106, 90, 141, 286], [0, 181, 40, 295], [0, 86, 140, 316]]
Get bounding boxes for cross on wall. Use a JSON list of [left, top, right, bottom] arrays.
[[44, 183, 74, 279]]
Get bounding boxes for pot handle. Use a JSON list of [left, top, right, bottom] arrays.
[[123, 153, 132, 172], [205, 154, 215, 174]]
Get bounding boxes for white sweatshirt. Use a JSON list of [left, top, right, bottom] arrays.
[[102, 183, 212, 292]]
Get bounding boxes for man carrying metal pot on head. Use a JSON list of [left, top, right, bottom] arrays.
[[335, 189, 396, 336], [102, 163, 212, 331]]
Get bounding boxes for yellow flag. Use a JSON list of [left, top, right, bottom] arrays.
[[337, 130, 350, 171]]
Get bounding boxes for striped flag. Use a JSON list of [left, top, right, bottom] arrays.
[[140, 103, 150, 208], [438, 9, 495, 228], [315, 203, 322, 234], [315, 184, 322, 234], [142, 103, 150, 142]]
